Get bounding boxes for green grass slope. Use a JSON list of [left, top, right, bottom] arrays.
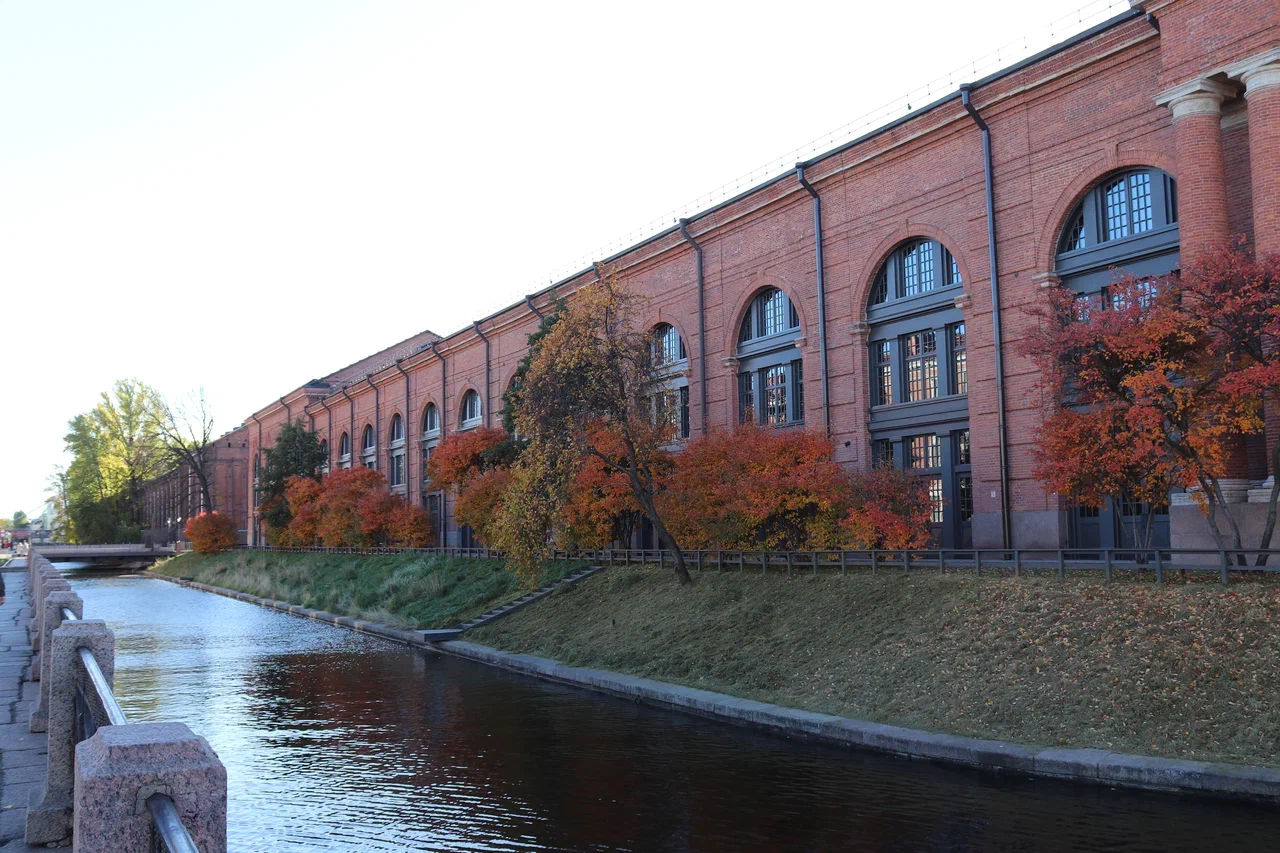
[[155, 550, 583, 629], [472, 567, 1280, 767]]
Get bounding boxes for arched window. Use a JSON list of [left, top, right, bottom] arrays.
[[1055, 168, 1178, 295], [421, 403, 443, 542], [1056, 168, 1177, 551], [361, 425, 376, 469], [738, 287, 800, 345], [736, 287, 803, 426], [423, 403, 440, 436], [388, 415, 406, 488], [650, 324, 690, 439], [460, 389, 482, 429], [652, 323, 687, 366], [866, 238, 970, 547], [868, 239, 962, 307]]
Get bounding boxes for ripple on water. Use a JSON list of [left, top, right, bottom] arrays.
[[66, 573, 1280, 853]]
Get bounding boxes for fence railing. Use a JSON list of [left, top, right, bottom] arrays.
[[240, 544, 1280, 585], [25, 551, 227, 852]]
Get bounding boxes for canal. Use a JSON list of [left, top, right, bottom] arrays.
[[64, 570, 1280, 852]]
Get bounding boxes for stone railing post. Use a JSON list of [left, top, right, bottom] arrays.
[[32, 572, 70, 658], [26, 620, 115, 847], [74, 723, 228, 853], [30, 591, 83, 732]]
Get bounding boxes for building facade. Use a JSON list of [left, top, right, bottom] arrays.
[[143, 425, 252, 545], [243, 0, 1280, 550]]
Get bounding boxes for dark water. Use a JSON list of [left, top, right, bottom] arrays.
[[63, 571, 1280, 853]]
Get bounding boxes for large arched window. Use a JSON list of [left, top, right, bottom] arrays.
[[650, 324, 690, 439], [460, 389, 482, 429], [868, 239, 962, 307], [339, 431, 351, 469], [736, 287, 803, 426], [1055, 168, 1179, 296], [361, 424, 376, 469], [388, 414, 406, 488], [1056, 168, 1178, 550], [421, 403, 443, 544], [867, 238, 970, 547]]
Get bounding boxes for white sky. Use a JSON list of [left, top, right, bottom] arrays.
[[0, 0, 1127, 517]]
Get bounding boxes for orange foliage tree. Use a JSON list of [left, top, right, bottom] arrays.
[[280, 467, 433, 548], [1022, 243, 1280, 553], [183, 511, 238, 554], [659, 422, 933, 551], [426, 426, 519, 544]]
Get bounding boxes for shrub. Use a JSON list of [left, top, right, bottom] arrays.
[[184, 512, 238, 554], [279, 467, 434, 548]]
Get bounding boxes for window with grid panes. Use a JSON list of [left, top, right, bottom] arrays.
[[954, 429, 970, 465], [928, 476, 944, 523], [904, 331, 938, 401], [907, 434, 941, 469], [874, 341, 892, 406], [951, 323, 967, 395]]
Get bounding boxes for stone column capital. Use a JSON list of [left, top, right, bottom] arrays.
[[1242, 63, 1280, 98], [1156, 78, 1238, 119]]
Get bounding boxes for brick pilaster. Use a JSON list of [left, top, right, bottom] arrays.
[[1158, 79, 1238, 261], [1243, 63, 1280, 481]]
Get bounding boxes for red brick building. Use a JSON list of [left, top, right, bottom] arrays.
[[244, 0, 1279, 551], [143, 424, 252, 544]]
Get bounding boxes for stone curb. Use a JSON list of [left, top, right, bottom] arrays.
[[139, 572, 431, 648], [137, 570, 1280, 803], [433, 640, 1280, 804]]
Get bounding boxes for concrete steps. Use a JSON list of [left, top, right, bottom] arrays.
[[450, 565, 605, 635]]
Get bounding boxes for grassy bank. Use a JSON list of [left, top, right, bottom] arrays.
[[472, 567, 1280, 768], [155, 551, 584, 629]]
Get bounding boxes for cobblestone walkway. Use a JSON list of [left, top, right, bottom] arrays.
[[0, 563, 48, 850]]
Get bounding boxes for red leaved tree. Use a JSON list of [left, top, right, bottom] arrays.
[[1023, 243, 1280, 554], [281, 467, 433, 547], [184, 511, 238, 554], [426, 426, 519, 544], [659, 422, 933, 551]]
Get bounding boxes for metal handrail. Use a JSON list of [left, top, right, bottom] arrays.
[[59, 610, 200, 851], [146, 793, 200, 853]]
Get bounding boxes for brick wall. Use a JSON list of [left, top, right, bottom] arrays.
[[243, 0, 1278, 548]]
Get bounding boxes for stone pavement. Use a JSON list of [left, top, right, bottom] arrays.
[[0, 561, 49, 850]]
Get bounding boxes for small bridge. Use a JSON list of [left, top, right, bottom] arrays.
[[35, 544, 176, 566]]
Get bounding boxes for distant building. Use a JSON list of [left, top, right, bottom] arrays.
[[141, 425, 251, 545]]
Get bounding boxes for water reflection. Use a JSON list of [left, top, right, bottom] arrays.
[[66, 572, 1280, 852]]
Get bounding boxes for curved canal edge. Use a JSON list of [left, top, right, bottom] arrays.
[[139, 570, 1280, 803]]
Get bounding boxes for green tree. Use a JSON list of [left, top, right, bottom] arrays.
[[257, 419, 326, 541], [11, 511, 27, 529], [61, 379, 167, 543]]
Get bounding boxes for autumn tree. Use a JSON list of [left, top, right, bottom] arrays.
[[1023, 244, 1280, 555], [425, 426, 517, 544], [281, 468, 432, 547], [496, 271, 691, 583], [257, 420, 327, 542], [660, 422, 934, 551]]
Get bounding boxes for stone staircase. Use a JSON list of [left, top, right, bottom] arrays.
[[420, 565, 605, 642]]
